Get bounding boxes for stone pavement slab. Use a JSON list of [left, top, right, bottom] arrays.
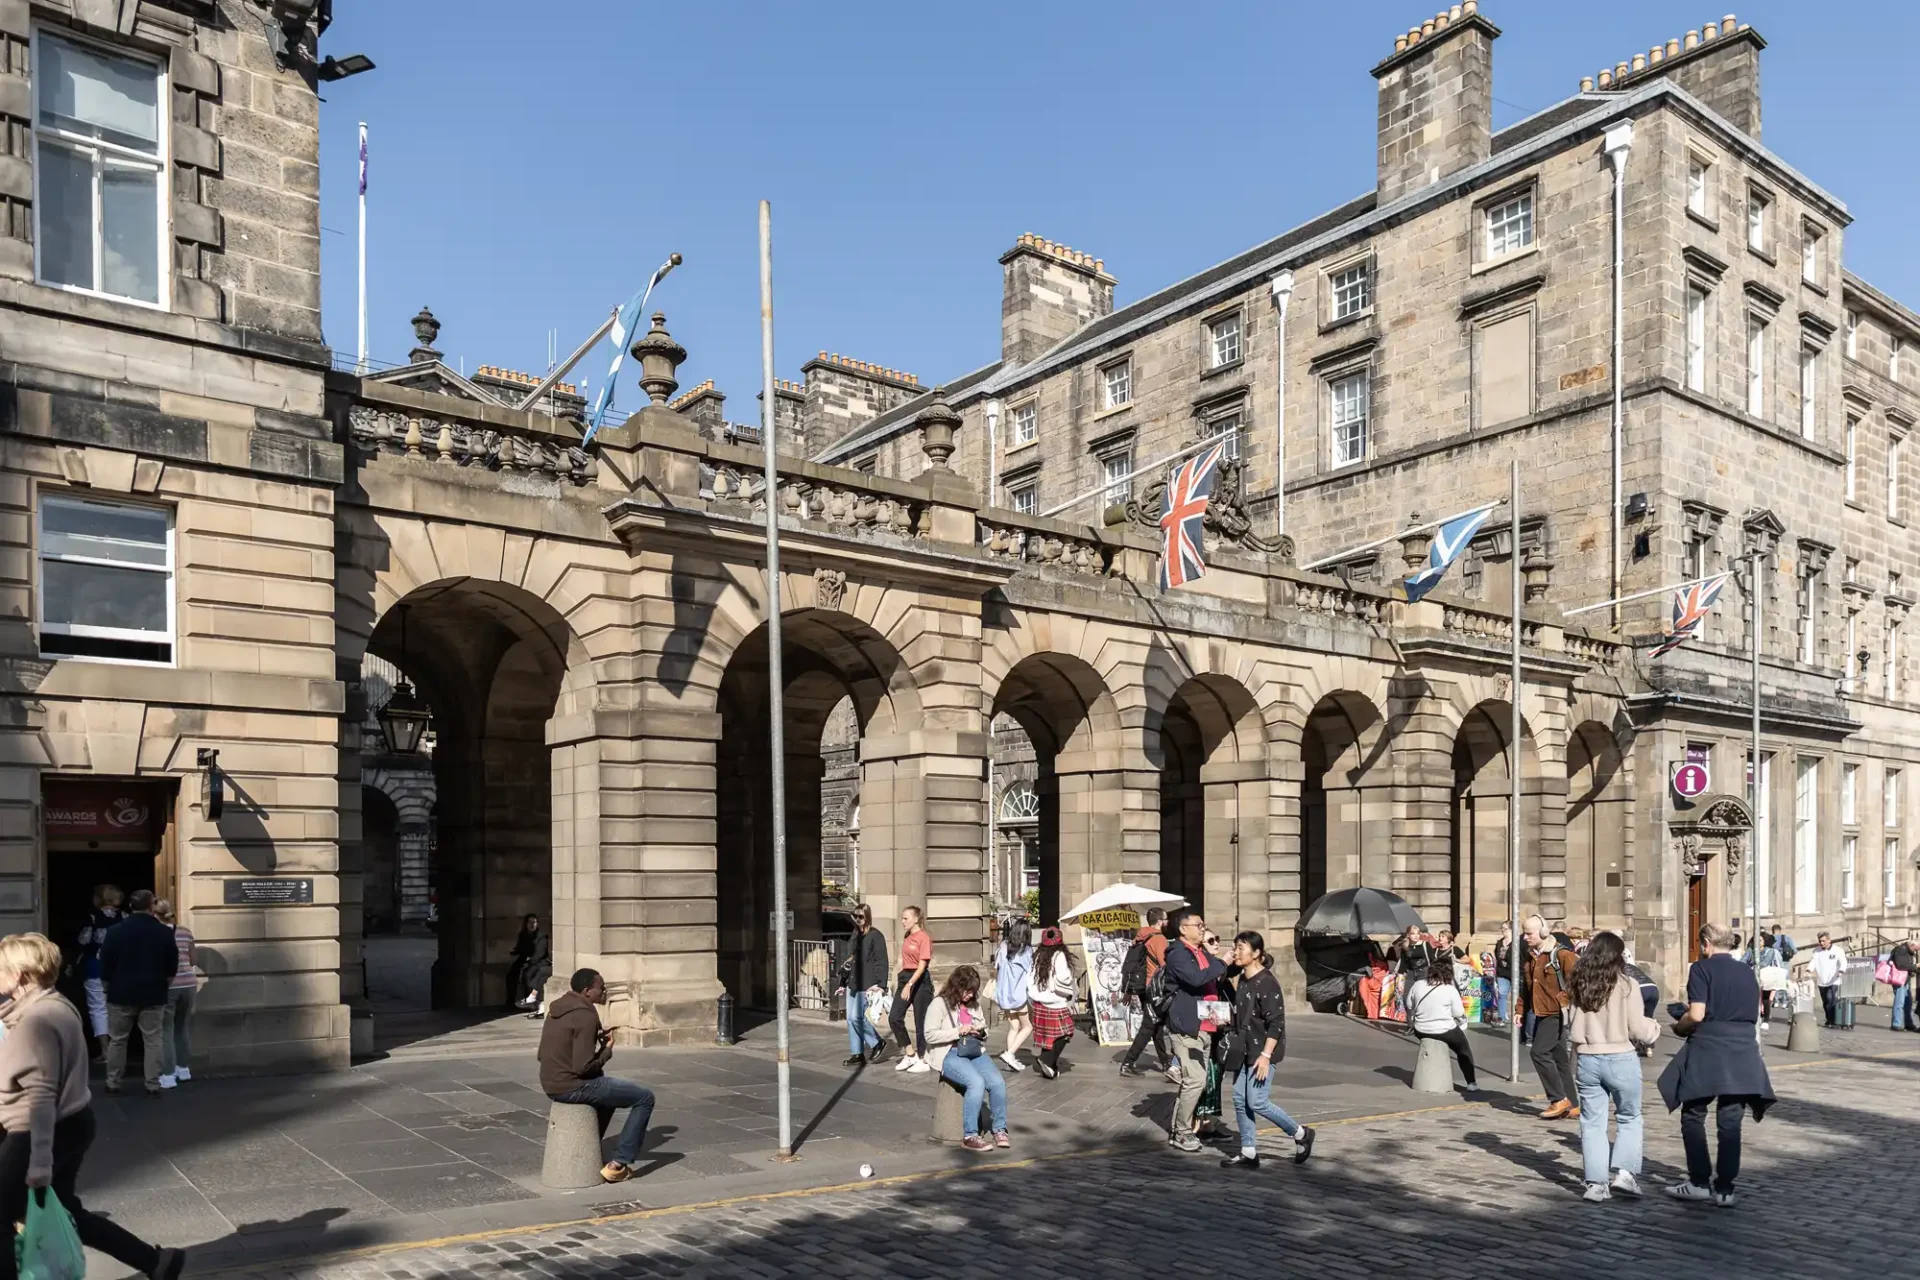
[[69, 1009, 1920, 1277], [177, 1047, 1920, 1280]]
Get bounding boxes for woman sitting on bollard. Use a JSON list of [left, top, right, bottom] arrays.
[[1407, 956, 1478, 1089], [923, 965, 1008, 1152]]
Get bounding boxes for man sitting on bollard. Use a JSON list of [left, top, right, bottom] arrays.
[[538, 968, 657, 1183]]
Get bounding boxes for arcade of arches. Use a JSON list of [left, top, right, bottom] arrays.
[[318, 376, 1669, 1058]]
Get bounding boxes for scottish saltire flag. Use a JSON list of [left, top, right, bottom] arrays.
[[1158, 442, 1227, 591], [1403, 504, 1496, 602], [1651, 574, 1729, 657], [584, 258, 679, 442], [357, 123, 367, 195]]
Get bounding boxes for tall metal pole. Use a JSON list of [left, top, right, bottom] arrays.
[[356, 122, 368, 374], [1750, 549, 1764, 984], [759, 200, 794, 1160], [1508, 458, 1524, 1084]]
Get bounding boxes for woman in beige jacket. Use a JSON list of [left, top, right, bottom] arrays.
[[1567, 931, 1661, 1204], [0, 932, 183, 1279]]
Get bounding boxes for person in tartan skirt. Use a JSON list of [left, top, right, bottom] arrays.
[[1028, 927, 1078, 1079]]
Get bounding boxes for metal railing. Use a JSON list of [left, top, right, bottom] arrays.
[[790, 939, 835, 1012]]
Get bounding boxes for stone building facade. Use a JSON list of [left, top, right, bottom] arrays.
[[2, 1, 1911, 1078], [802, 6, 1920, 966]]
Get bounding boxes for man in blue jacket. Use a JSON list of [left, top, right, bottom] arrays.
[[100, 889, 185, 1096], [1163, 910, 1229, 1152]]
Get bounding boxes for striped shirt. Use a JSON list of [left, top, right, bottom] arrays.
[[171, 927, 196, 989]]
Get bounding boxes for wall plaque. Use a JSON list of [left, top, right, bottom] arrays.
[[223, 878, 314, 905]]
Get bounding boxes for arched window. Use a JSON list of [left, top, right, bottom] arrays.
[[998, 784, 1040, 825]]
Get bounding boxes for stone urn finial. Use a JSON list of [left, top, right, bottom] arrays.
[[1399, 512, 1432, 575], [916, 396, 961, 470], [633, 312, 688, 406], [1523, 544, 1555, 604], [409, 306, 442, 364]]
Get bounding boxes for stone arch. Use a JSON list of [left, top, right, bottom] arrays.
[[1565, 718, 1631, 933], [990, 651, 1124, 923], [1297, 690, 1392, 909], [1150, 664, 1268, 929], [364, 575, 595, 1008], [1444, 699, 1543, 937], [715, 607, 928, 1009]]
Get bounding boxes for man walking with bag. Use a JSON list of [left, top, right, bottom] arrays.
[[1118, 908, 1175, 1080], [98, 890, 181, 1098], [1523, 914, 1580, 1120], [1809, 933, 1848, 1028], [1163, 911, 1229, 1152], [1891, 934, 1918, 1032]]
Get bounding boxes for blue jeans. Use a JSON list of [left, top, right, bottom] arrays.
[[1574, 1051, 1643, 1184], [846, 990, 882, 1055], [1492, 977, 1511, 1023], [1892, 982, 1912, 1031], [939, 1043, 1007, 1137], [553, 1075, 655, 1166], [1231, 1065, 1301, 1153]]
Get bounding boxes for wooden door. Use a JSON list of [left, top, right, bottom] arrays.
[[1686, 874, 1706, 963]]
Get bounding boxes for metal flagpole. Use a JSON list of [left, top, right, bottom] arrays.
[[356, 122, 368, 373], [1301, 499, 1505, 573], [1561, 571, 1733, 618], [760, 200, 794, 1160], [1508, 458, 1523, 1085], [1749, 549, 1763, 983], [1038, 429, 1239, 519]]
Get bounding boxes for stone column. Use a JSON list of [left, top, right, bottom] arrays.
[[1388, 678, 1457, 925]]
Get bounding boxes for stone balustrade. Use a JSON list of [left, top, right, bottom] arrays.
[[977, 511, 1116, 576], [1287, 576, 1393, 625], [343, 378, 597, 487], [706, 462, 930, 540]]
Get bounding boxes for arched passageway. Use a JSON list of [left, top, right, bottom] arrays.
[[367, 578, 581, 1009], [990, 654, 1118, 925], [1300, 693, 1390, 908], [715, 609, 920, 1010], [1157, 675, 1264, 926], [1448, 701, 1541, 936], [361, 785, 401, 934], [1565, 721, 1629, 932]]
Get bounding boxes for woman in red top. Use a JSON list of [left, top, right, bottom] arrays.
[[888, 906, 934, 1072]]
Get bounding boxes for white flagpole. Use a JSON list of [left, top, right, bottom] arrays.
[[1038, 430, 1236, 520], [356, 122, 368, 374], [1300, 499, 1504, 573], [760, 200, 794, 1162], [1562, 571, 1732, 618], [1507, 458, 1523, 1086]]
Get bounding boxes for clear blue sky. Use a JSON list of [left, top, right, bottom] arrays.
[[316, 2, 1916, 417]]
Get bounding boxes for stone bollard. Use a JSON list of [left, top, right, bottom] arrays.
[[1412, 1036, 1456, 1093], [930, 1076, 967, 1144], [1786, 1010, 1821, 1053], [541, 1101, 605, 1188]]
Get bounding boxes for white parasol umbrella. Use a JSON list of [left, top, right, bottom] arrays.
[[1057, 882, 1189, 921]]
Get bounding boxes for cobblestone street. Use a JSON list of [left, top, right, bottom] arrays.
[[206, 1050, 1916, 1280]]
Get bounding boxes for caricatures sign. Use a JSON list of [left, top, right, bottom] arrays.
[[1076, 907, 1142, 1046]]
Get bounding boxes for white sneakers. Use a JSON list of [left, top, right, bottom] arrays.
[[1582, 1182, 1610, 1202], [999, 1051, 1026, 1072], [894, 1054, 916, 1072], [906, 1058, 931, 1073], [1609, 1169, 1641, 1198], [173, 1066, 190, 1082], [156, 1073, 176, 1090]]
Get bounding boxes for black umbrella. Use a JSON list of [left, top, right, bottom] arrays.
[[1297, 886, 1425, 939]]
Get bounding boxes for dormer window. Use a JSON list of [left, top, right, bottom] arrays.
[[32, 31, 167, 307]]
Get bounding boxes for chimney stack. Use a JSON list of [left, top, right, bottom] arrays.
[[1372, 3, 1500, 204], [999, 233, 1115, 367], [1586, 14, 1765, 138]]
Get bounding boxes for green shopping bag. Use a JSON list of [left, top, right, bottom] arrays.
[[16, 1187, 86, 1280], [1194, 1056, 1222, 1120]]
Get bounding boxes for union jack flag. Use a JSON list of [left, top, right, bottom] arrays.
[[1158, 442, 1227, 591], [1651, 574, 1729, 657]]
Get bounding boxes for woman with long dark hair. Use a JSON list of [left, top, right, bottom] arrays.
[[993, 915, 1034, 1072], [836, 904, 889, 1066], [507, 914, 552, 1017], [1407, 956, 1477, 1089], [923, 964, 1009, 1151], [1028, 927, 1077, 1079], [1567, 929, 1659, 1202], [889, 906, 934, 1073], [1218, 931, 1315, 1169]]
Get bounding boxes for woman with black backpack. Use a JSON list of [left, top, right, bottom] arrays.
[[1218, 930, 1315, 1169]]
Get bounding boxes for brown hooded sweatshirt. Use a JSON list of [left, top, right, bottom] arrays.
[[538, 991, 611, 1096]]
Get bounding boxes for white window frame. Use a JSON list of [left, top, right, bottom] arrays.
[[1845, 310, 1858, 360], [1886, 837, 1901, 907], [1886, 768, 1903, 828], [1842, 761, 1858, 825], [1747, 189, 1770, 253], [1100, 360, 1132, 411], [1748, 750, 1773, 917], [1845, 414, 1859, 501], [1685, 283, 1708, 393], [1202, 409, 1243, 462], [1208, 312, 1243, 369], [1328, 370, 1369, 468], [1686, 156, 1709, 218], [1845, 610, 1858, 694], [1793, 755, 1818, 915], [1746, 314, 1767, 418], [35, 490, 175, 666], [1842, 835, 1857, 909], [1799, 344, 1819, 438], [29, 28, 170, 310], [1328, 260, 1372, 321], [1888, 618, 1903, 701], [1008, 481, 1037, 515], [1798, 566, 1820, 663], [1893, 337, 1905, 385], [1010, 401, 1037, 446], [1890, 432, 1905, 520], [1802, 224, 1822, 284], [1483, 190, 1534, 260], [1100, 449, 1133, 503]]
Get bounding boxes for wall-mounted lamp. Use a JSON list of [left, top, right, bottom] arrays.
[[316, 53, 376, 81], [197, 747, 223, 821], [376, 605, 432, 755]]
